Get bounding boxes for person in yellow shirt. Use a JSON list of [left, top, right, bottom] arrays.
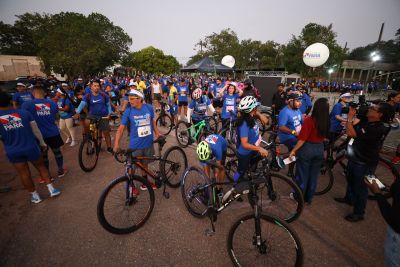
[[135, 76, 147, 93], [167, 81, 178, 125]]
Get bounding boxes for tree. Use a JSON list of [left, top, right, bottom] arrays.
[[0, 12, 132, 78], [348, 39, 400, 64], [282, 23, 346, 77], [122, 46, 179, 74]]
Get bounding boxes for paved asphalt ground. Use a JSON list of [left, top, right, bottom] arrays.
[[0, 91, 398, 266]]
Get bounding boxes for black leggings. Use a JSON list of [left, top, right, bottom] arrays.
[[42, 146, 63, 171]]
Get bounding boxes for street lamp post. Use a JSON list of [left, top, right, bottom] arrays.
[[366, 51, 380, 87], [328, 68, 334, 94]]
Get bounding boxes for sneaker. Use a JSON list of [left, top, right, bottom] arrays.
[[58, 169, 67, 178], [70, 141, 78, 147], [391, 156, 400, 165], [140, 182, 157, 191], [31, 194, 42, 204], [107, 147, 113, 154], [49, 188, 61, 198]]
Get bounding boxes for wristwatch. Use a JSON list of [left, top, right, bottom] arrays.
[[291, 130, 296, 135]]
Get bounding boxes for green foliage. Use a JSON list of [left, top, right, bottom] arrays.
[[0, 12, 132, 78], [348, 38, 400, 64], [122, 46, 179, 74]]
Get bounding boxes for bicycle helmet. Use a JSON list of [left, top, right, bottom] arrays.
[[196, 141, 211, 161], [192, 88, 202, 100], [238, 96, 259, 113]]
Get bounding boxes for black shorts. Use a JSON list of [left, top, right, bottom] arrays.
[[178, 101, 188, 107], [153, 93, 161, 101], [44, 134, 64, 149], [213, 99, 223, 108]]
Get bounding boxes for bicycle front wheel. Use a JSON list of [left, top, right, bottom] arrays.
[[162, 146, 188, 188], [156, 114, 173, 135], [78, 137, 99, 172], [180, 166, 211, 218], [175, 121, 190, 147], [253, 172, 304, 223], [97, 175, 155, 234], [227, 212, 303, 267]]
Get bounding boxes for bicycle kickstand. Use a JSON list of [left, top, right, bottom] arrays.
[[162, 183, 170, 199], [204, 207, 216, 236]]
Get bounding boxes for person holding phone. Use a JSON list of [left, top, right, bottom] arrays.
[[334, 102, 394, 222]]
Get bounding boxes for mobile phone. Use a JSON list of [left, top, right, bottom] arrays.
[[283, 156, 296, 165], [365, 175, 385, 189]]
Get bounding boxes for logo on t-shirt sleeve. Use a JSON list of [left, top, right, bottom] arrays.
[[0, 113, 24, 131], [35, 103, 51, 116]]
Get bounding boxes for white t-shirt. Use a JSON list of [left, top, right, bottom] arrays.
[[152, 83, 161, 94]]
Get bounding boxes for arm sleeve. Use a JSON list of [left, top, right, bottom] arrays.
[[30, 121, 46, 146], [75, 101, 87, 113], [121, 109, 130, 126], [278, 110, 288, 127], [239, 123, 249, 138]]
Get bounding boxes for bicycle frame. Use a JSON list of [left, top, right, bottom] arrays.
[[187, 120, 206, 140]]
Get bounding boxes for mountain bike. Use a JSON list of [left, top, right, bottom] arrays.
[[155, 100, 173, 135], [181, 159, 303, 266], [78, 117, 108, 172], [97, 136, 187, 234], [175, 115, 218, 147]]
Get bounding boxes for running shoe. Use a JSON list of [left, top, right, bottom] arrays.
[[31, 194, 42, 204], [140, 182, 157, 191], [49, 188, 61, 197]]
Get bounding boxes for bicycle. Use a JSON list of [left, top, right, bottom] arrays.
[[315, 137, 398, 199], [97, 136, 188, 234], [175, 115, 218, 147], [78, 117, 108, 172], [181, 159, 303, 266], [155, 100, 174, 135]]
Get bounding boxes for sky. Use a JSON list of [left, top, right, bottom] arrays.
[[1, 0, 399, 65]]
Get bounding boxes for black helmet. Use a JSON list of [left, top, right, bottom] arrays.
[[244, 79, 252, 86], [287, 91, 302, 101]]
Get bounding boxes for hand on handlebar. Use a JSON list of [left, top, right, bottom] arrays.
[[258, 147, 269, 157]]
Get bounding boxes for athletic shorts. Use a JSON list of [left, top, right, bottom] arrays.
[[131, 146, 155, 164], [153, 93, 161, 101], [7, 146, 41, 164], [169, 105, 178, 116], [87, 115, 110, 132], [44, 134, 64, 149], [212, 99, 223, 108], [178, 101, 188, 107]]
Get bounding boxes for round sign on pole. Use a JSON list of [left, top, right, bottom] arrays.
[[221, 55, 235, 68], [303, 43, 330, 67]]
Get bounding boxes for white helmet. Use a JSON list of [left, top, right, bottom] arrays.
[[238, 96, 259, 113], [192, 88, 202, 100]]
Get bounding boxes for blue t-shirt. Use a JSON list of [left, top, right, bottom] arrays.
[[177, 85, 189, 102], [121, 104, 154, 150], [0, 109, 39, 156], [329, 102, 346, 133], [204, 134, 227, 161], [12, 92, 34, 106], [83, 93, 110, 117], [237, 120, 261, 156], [299, 94, 312, 114], [57, 98, 74, 119], [221, 94, 239, 119], [21, 99, 59, 138], [84, 86, 91, 95], [278, 106, 303, 142], [213, 84, 225, 100], [189, 96, 211, 120]]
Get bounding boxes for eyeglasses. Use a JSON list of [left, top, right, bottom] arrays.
[[129, 97, 141, 100]]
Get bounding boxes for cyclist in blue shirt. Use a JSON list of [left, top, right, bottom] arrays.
[[212, 78, 225, 112], [219, 84, 240, 127], [74, 79, 113, 153], [329, 92, 352, 143], [12, 83, 34, 109], [299, 89, 312, 115], [177, 79, 189, 121], [22, 86, 67, 178], [0, 91, 61, 204], [113, 89, 160, 190], [235, 96, 269, 182], [196, 134, 227, 198]]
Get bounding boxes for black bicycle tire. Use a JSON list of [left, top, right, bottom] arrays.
[[251, 172, 304, 223], [227, 212, 304, 267], [368, 157, 397, 200], [175, 121, 190, 148], [208, 116, 219, 133], [314, 160, 335, 195], [156, 114, 173, 135], [78, 137, 99, 172], [97, 175, 155, 234], [180, 166, 211, 218], [162, 146, 188, 188]]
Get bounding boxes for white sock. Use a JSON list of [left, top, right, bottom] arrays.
[[46, 183, 55, 192], [31, 191, 40, 198]]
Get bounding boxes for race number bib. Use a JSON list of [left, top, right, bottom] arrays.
[[226, 105, 234, 112], [138, 125, 151, 137], [295, 125, 302, 134]]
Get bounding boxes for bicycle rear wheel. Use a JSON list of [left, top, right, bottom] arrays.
[[208, 116, 218, 133], [78, 137, 100, 172], [227, 212, 303, 267], [162, 146, 188, 188], [252, 172, 304, 223], [175, 121, 190, 147], [156, 114, 173, 136], [97, 175, 155, 234], [180, 166, 211, 218], [314, 160, 334, 195]]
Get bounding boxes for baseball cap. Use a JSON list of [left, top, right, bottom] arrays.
[[128, 81, 138, 87], [339, 92, 352, 98], [16, 82, 26, 87], [61, 83, 68, 87], [128, 89, 144, 99], [56, 88, 65, 95]]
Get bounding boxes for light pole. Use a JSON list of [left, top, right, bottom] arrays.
[[328, 68, 334, 94], [366, 51, 380, 85]]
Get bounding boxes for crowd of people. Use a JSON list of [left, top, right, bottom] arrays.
[[1, 73, 399, 266]]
